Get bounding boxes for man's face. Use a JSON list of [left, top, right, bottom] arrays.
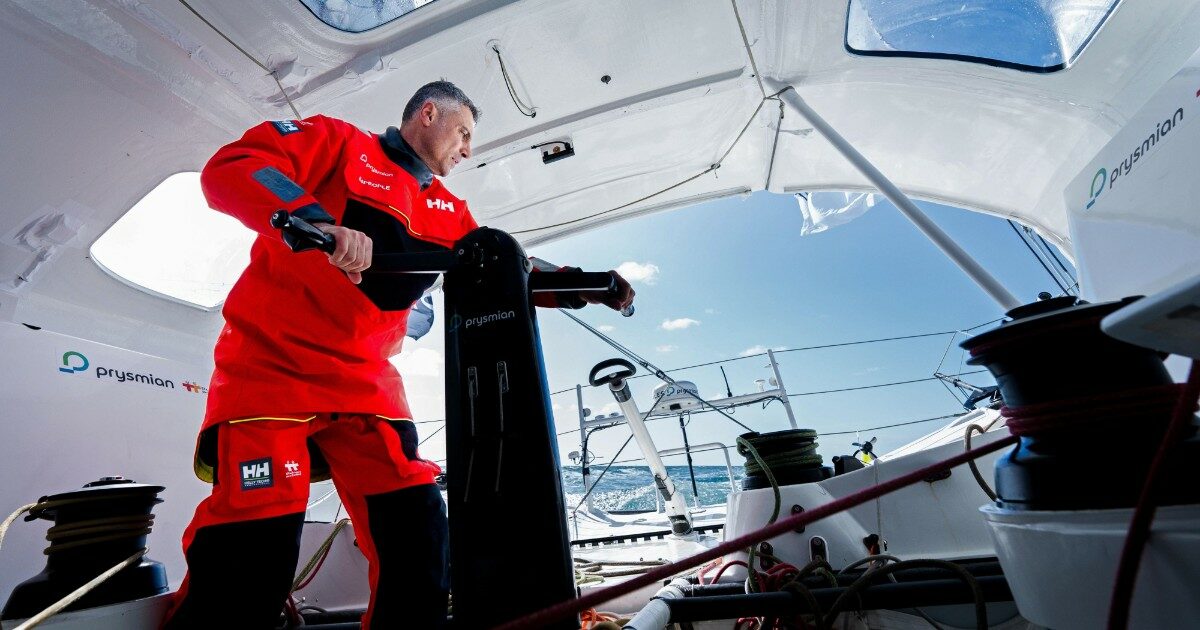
[[417, 101, 474, 177]]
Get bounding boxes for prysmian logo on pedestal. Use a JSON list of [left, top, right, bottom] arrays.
[[1085, 106, 1185, 210], [464, 310, 516, 329], [57, 350, 176, 390]]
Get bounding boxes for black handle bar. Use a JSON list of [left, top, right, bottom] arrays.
[[527, 271, 614, 294], [270, 210, 633, 316], [271, 209, 335, 253]]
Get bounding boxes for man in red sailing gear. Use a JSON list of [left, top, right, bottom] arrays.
[[163, 81, 634, 629]]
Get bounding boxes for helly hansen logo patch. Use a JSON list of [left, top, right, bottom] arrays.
[[271, 120, 302, 136], [427, 198, 455, 213], [240, 458, 273, 490]]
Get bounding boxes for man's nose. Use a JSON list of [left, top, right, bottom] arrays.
[[461, 142, 472, 159]]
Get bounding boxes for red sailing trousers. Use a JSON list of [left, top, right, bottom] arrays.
[[164, 414, 446, 629]]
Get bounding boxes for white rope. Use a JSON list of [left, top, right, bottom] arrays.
[[0, 503, 37, 554], [13, 549, 147, 630]]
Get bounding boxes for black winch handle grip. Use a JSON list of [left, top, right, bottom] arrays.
[[588, 358, 637, 387], [270, 210, 336, 254], [528, 271, 636, 317]]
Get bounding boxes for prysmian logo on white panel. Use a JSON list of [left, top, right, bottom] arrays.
[[1083, 104, 1187, 211], [56, 349, 207, 394]]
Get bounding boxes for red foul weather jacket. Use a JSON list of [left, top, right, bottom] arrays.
[[199, 115, 480, 434]]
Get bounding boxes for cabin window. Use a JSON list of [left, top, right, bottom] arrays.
[[845, 0, 1122, 72], [90, 172, 255, 310], [299, 0, 440, 33]]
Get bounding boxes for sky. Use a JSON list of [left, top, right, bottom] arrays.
[[398, 190, 1077, 469]]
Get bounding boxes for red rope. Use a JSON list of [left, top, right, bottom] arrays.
[[492, 434, 1018, 629], [1107, 360, 1200, 630], [1003, 384, 1185, 435]]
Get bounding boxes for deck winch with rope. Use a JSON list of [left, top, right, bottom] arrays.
[[1, 477, 167, 625], [962, 295, 1200, 511], [736, 429, 831, 491]]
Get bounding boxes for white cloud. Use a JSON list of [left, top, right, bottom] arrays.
[[656, 344, 678, 352], [661, 317, 700, 331], [597, 325, 615, 332], [704, 308, 717, 315], [391, 347, 444, 377], [616, 261, 660, 285], [739, 345, 789, 357]]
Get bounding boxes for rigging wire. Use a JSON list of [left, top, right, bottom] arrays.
[[1029, 228, 1079, 293], [763, 95, 786, 190], [176, 0, 301, 119], [786, 372, 986, 397], [492, 44, 537, 118], [549, 326, 971, 390], [625, 330, 968, 381], [418, 423, 444, 446], [558, 309, 756, 432], [571, 435, 634, 515], [938, 377, 967, 405], [1006, 219, 1068, 294], [813, 412, 966, 437], [1034, 231, 1077, 283], [730, 0, 766, 99]]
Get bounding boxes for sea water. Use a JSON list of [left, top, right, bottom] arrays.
[[560, 465, 745, 512]]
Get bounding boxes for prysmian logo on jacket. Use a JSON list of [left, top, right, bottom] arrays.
[[240, 458, 273, 490]]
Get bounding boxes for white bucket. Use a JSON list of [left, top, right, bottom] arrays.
[[980, 503, 1200, 629]]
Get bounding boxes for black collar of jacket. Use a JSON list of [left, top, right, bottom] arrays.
[[380, 127, 434, 191]]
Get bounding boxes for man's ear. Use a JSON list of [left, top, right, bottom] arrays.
[[422, 101, 437, 126]]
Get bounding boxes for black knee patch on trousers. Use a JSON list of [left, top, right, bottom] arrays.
[[364, 484, 448, 629], [164, 512, 304, 629]]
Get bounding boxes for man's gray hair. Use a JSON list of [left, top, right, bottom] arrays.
[[403, 80, 481, 122]]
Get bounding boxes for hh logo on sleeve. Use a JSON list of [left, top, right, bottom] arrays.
[[240, 458, 273, 490], [271, 120, 302, 136]]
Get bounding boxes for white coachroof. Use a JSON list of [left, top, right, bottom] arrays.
[[2, 0, 1199, 353]]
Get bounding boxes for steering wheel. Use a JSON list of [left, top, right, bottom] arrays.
[[588, 358, 636, 387]]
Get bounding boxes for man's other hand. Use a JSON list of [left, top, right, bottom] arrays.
[[316, 224, 373, 284], [580, 270, 635, 312]]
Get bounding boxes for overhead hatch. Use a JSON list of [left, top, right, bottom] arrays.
[[90, 173, 254, 310], [299, 0, 442, 33], [845, 0, 1123, 72]]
